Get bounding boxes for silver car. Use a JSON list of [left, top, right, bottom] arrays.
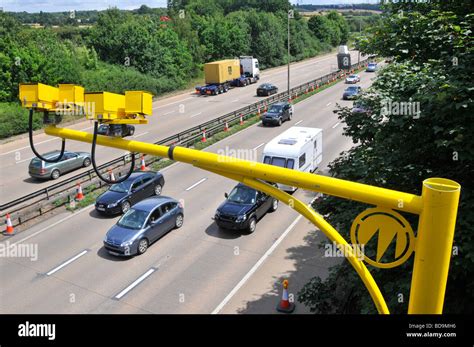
[[28, 150, 91, 180]]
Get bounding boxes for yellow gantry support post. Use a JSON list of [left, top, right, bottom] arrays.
[[408, 178, 461, 314]]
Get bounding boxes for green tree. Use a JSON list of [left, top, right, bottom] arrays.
[[298, 3, 474, 314]]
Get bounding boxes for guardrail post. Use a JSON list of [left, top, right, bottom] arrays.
[[45, 188, 49, 200], [408, 178, 461, 314]]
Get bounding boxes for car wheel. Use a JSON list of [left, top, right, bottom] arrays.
[[288, 112, 292, 121], [137, 238, 148, 255], [129, 128, 135, 136], [175, 214, 184, 229], [154, 184, 162, 196], [51, 169, 60, 180], [247, 217, 257, 234], [270, 198, 279, 212], [83, 158, 91, 167], [121, 200, 131, 214], [278, 118, 282, 126]]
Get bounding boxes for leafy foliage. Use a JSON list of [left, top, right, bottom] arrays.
[[298, 2, 474, 314]]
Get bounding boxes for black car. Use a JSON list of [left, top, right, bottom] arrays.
[[97, 124, 135, 137], [214, 183, 278, 233], [257, 83, 278, 96], [261, 102, 293, 126], [95, 171, 165, 215]]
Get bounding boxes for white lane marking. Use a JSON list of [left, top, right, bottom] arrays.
[[189, 112, 202, 118], [0, 138, 58, 156], [132, 132, 149, 139], [4, 205, 95, 247], [15, 156, 35, 164], [326, 102, 332, 107], [153, 97, 193, 109], [163, 110, 175, 116], [252, 143, 265, 151], [212, 212, 305, 314], [294, 120, 303, 126], [1, 125, 94, 156], [185, 178, 207, 191], [46, 250, 88, 276], [231, 99, 239, 103], [332, 122, 341, 129], [115, 268, 156, 300]]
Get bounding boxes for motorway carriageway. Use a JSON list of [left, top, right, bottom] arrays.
[[0, 68, 378, 313], [0, 51, 362, 203]]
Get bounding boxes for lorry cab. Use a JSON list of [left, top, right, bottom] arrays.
[[262, 127, 323, 192], [240, 56, 260, 80]]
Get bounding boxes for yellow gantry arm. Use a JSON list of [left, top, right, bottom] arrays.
[[44, 126, 422, 214]]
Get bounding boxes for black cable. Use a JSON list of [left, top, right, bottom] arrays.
[[29, 109, 65, 163], [91, 121, 135, 184]]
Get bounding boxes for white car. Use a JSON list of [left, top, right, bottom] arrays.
[[345, 74, 361, 84]]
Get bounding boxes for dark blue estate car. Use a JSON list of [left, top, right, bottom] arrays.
[[95, 171, 165, 215]]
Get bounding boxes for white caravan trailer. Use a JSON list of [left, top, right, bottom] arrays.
[[262, 127, 323, 192]]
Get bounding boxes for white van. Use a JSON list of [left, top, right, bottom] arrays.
[[262, 127, 323, 192]]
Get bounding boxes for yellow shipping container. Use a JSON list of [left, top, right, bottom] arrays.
[[84, 92, 125, 120], [19, 83, 59, 110], [125, 91, 152, 115], [204, 59, 241, 84], [58, 84, 84, 105]]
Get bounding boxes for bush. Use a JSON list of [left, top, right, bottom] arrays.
[[0, 102, 41, 139], [81, 62, 184, 95]]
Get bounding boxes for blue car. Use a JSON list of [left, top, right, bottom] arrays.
[[342, 85, 362, 100], [366, 62, 377, 72], [103, 196, 184, 256]]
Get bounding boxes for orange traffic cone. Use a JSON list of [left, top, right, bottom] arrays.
[[4, 213, 14, 235], [239, 114, 244, 126], [276, 279, 295, 313], [201, 129, 207, 142], [257, 107, 261, 116], [76, 183, 84, 201], [108, 169, 115, 182], [224, 122, 229, 132], [140, 155, 147, 171]]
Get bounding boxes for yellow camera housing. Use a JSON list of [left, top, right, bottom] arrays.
[[19, 83, 59, 111], [58, 84, 84, 106], [84, 91, 152, 124]]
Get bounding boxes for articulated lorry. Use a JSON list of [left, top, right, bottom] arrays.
[[195, 56, 260, 95]]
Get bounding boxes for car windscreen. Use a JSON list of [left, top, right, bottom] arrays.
[[117, 209, 148, 230], [268, 105, 283, 113], [109, 180, 132, 193], [346, 86, 359, 92], [227, 186, 257, 205]]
